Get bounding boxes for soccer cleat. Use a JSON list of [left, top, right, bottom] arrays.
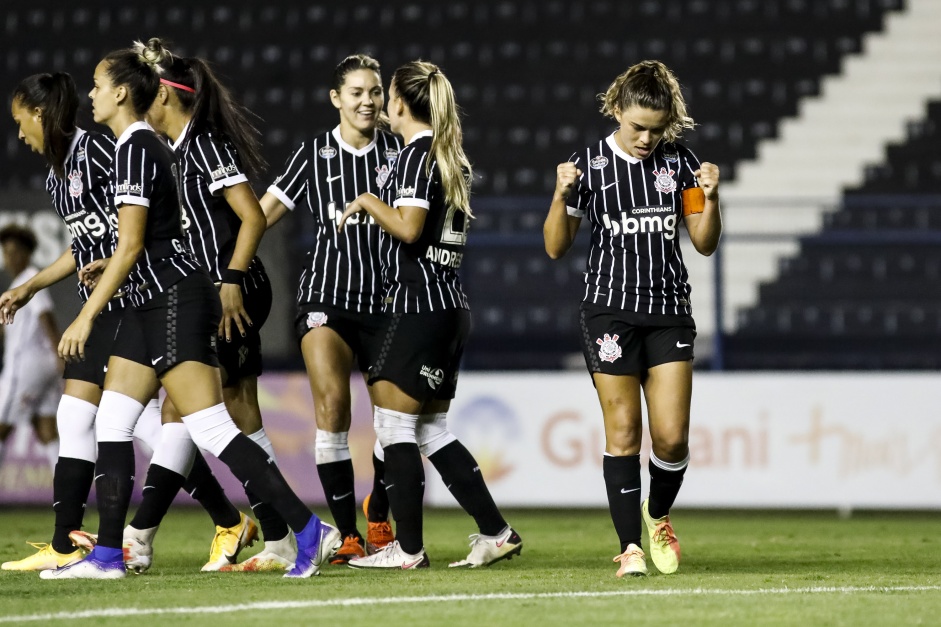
[[363, 493, 394, 554], [39, 546, 126, 580], [123, 525, 159, 574], [613, 543, 648, 578], [201, 513, 258, 572], [68, 530, 98, 552], [330, 534, 366, 565], [348, 541, 430, 570], [448, 526, 523, 568], [285, 518, 342, 578], [641, 499, 681, 574], [1, 542, 84, 571], [219, 536, 297, 572]]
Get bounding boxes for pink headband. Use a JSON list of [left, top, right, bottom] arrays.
[[160, 78, 195, 93]]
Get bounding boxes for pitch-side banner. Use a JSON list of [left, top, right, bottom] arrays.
[[1, 372, 939, 509]]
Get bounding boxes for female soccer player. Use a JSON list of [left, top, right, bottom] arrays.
[[116, 48, 294, 573], [261, 53, 399, 564], [543, 60, 722, 577], [339, 61, 521, 570], [2, 72, 252, 575], [41, 39, 338, 580]]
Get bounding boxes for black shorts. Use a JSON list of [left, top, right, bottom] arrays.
[[367, 309, 471, 402], [294, 303, 386, 373], [579, 302, 696, 376], [217, 274, 271, 387], [63, 306, 126, 387], [112, 272, 221, 376]]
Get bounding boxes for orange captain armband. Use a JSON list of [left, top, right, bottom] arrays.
[[681, 187, 705, 216]]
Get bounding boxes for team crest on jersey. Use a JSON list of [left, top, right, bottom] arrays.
[[652, 167, 677, 194], [590, 155, 609, 170], [375, 164, 391, 187], [662, 150, 679, 163], [596, 333, 622, 363], [68, 170, 83, 198], [319, 146, 337, 159], [75, 148, 86, 163], [384, 149, 399, 162], [306, 312, 328, 328]]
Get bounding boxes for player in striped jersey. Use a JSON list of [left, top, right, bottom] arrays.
[[340, 61, 521, 570], [261, 54, 399, 564], [1, 73, 166, 572], [113, 48, 294, 573], [544, 61, 722, 578], [42, 40, 339, 580]]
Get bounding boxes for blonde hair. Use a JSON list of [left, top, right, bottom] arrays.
[[392, 61, 473, 217], [599, 60, 694, 143], [102, 37, 174, 115]]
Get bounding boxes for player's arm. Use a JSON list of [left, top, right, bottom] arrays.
[[544, 162, 583, 259], [0, 247, 76, 324], [338, 193, 427, 244], [218, 182, 266, 339], [59, 205, 146, 361], [259, 191, 289, 229], [683, 162, 722, 256]]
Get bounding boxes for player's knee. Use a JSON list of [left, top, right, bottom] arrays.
[[417, 412, 457, 457], [374, 406, 418, 448], [314, 390, 350, 432], [651, 436, 689, 462], [96, 391, 146, 442], [180, 403, 240, 457]]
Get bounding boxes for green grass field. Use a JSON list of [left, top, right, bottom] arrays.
[[1, 507, 939, 626]]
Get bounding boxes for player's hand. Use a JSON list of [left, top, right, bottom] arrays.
[[0, 284, 34, 324], [693, 162, 720, 201], [554, 162, 582, 200], [338, 198, 365, 233], [218, 282, 251, 342], [58, 316, 93, 363], [79, 258, 109, 291]]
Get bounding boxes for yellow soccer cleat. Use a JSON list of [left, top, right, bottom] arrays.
[[613, 543, 648, 578], [219, 536, 296, 573], [641, 499, 681, 574], [2, 542, 84, 571], [201, 513, 259, 572]]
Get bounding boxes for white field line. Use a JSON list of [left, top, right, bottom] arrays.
[[2, 585, 939, 623]]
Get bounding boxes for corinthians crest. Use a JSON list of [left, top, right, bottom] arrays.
[[652, 167, 676, 194], [596, 333, 622, 363], [68, 170, 83, 198], [306, 311, 328, 328], [375, 164, 391, 187]]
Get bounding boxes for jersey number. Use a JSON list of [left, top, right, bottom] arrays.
[[440, 205, 468, 246]]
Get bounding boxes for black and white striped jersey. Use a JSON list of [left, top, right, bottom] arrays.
[[112, 121, 201, 306], [173, 124, 266, 290], [378, 131, 470, 313], [267, 126, 401, 313], [45, 128, 123, 310], [567, 135, 705, 315]]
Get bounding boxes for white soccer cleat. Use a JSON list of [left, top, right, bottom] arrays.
[[123, 525, 158, 574], [613, 543, 648, 578], [39, 548, 126, 580], [285, 519, 342, 578], [348, 540, 430, 570], [448, 526, 523, 568], [220, 535, 297, 572]]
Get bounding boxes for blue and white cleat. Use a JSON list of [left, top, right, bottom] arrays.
[[39, 546, 126, 580], [284, 518, 341, 578]]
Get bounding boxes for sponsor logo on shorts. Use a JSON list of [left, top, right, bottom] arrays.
[[210, 163, 239, 181], [238, 345, 249, 367], [306, 312, 328, 328], [652, 167, 677, 194], [590, 155, 609, 169], [420, 365, 445, 390], [596, 333, 622, 363], [68, 170, 83, 198], [319, 146, 337, 159]]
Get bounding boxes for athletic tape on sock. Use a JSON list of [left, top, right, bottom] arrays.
[[374, 406, 418, 447], [133, 398, 163, 452], [248, 427, 279, 463], [180, 403, 240, 457], [650, 451, 690, 472], [315, 429, 351, 464], [96, 391, 146, 443], [56, 395, 97, 462], [417, 412, 457, 457], [150, 422, 197, 476]]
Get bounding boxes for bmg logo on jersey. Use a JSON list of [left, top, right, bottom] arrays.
[[64, 209, 116, 239], [326, 201, 375, 227], [601, 205, 677, 240]]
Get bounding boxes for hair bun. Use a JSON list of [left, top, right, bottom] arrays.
[[132, 38, 170, 70]]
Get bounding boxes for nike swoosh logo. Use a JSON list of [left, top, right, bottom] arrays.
[[601, 181, 619, 190], [332, 491, 353, 501], [385, 483, 395, 490], [53, 501, 61, 507], [496, 537, 507, 548], [151, 356, 164, 365], [94, 474, 105, 481], [327, 174, 342, 183], [620, 487, 640, 494], [676, 342, 691, 348], [142, 486, 154, 492], [402, 557, 424, 569]]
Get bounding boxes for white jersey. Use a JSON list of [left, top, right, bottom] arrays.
[[3, 267, 55, 366]]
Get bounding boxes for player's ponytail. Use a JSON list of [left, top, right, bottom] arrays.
[[102, 37, 170, 115], [599, 60, 695, 143], [157, 56, 266, 180], [11, 72, 79, 178], [392, 61, 473, 217]]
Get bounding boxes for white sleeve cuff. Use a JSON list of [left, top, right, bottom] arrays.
[[393, 198, 431, 210], [566, 205, 585, 218], [207, 173, 249, 195], [266, 185, 296, 211], [115, 195, 150, 208]]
